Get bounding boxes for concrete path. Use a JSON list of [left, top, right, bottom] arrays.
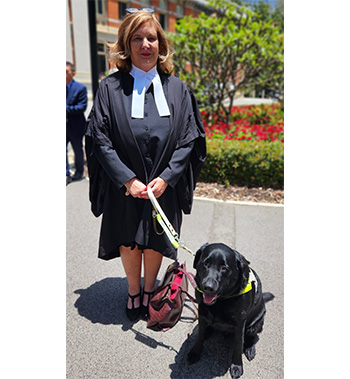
[[66, 179, 283, 378]]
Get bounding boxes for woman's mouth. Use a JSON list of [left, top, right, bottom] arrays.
[[141, 53, 151, 57]]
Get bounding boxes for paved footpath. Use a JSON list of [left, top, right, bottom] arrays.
[[66, 179, 283, 379]]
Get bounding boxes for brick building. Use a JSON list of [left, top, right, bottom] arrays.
[[66, 0, 210, 92]]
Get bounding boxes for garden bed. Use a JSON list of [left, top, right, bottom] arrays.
[[194, 182, 284, 204], [199, 103, 284, 190]]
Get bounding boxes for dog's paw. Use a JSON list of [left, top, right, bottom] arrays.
[[229, 364, 243, 378], [244, 345, 256, 361], [187, 349, 201, 365]]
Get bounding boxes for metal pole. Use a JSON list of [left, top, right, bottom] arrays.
[[87, 0, 99, 99], [67, 0, 76, 67]]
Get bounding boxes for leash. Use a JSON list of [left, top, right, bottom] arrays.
[[148, 188, 256, 302], [147, 187, 195, 257]]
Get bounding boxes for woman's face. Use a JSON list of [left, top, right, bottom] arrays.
[[130, 22, 159, 72]]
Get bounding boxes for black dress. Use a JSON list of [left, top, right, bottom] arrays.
[[85, 70, 206, 261]]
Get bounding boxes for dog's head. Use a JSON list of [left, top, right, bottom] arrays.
[[193, 243, 250, 305]]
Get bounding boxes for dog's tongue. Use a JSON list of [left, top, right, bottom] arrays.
[[203, 293, 217, 304]]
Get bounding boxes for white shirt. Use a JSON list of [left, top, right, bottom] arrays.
[[129, 64, 170, 119]]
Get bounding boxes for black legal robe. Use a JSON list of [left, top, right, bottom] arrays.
[[85, 70, 206, 261]]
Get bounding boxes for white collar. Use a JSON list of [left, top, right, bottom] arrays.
[[129, 64, 170, 119]]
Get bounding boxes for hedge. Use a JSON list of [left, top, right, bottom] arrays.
[[198, 139, 284, 189]]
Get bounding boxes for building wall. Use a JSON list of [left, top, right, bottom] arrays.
[[67, 0, 92, 91]]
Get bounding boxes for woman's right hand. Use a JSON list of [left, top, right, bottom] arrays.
[[125, 178, 147, 199]]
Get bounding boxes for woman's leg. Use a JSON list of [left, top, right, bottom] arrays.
[[142, 249, 163, 306], [120, 245, 143, 309]]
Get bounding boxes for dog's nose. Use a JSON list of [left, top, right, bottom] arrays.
[[203, 278, 218, 294]]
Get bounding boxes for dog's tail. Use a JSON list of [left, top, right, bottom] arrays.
[[263, 292, 275, 303]]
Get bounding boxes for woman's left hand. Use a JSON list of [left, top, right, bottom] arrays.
[[141, 177, 168, 199]]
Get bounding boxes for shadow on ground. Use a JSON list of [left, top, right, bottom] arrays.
[[74, 277, 132, 327], [73, 278, 253, 378], [169, 326, 237, 378]]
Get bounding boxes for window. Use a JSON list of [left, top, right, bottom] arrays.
[[98, 55, 107, 78], [97, 42, 108, 78], [97, 0, 102, 13], [159, 13, 167, 30], [176, 4, 184, 17], [96, 0, 107, 23], [119, 1, 127, 20], [96, 0, 106, 15], [158, 0, 167, 30]]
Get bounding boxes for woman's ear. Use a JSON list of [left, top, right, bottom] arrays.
[[194, 243, 209, 269]]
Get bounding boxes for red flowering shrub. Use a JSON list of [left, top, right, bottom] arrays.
[[199, 103, 284, 189], [201, 103, 284, 143]]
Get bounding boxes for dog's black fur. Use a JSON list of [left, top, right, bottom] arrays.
[[187, 243, 274, 378]]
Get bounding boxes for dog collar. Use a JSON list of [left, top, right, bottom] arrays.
[[196, 269, 257, 298]]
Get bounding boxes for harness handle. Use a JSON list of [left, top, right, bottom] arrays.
[[147, 187, 194, 256]]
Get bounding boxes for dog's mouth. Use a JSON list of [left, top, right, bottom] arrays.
[[203, 292, 219, 305]]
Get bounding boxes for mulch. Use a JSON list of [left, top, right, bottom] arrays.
[[194, 182, 284, 204]]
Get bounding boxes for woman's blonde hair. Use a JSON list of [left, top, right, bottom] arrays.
[[109, 11, 173, 73]]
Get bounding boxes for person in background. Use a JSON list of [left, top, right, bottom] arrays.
[[66, 61, 88, 185], [85, 9, 206, 322]]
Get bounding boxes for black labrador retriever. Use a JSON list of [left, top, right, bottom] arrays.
[[187, 243, 274, 378]]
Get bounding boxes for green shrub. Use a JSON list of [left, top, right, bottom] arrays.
[[199, 139, 284, 189]]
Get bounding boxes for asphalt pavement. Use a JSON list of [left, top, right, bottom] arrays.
[[66, 178, 284, 379]]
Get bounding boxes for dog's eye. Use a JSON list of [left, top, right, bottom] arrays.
[[203, 260, 210, 269], [220, 266, 229, 274]]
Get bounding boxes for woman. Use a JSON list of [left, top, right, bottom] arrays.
[[85, 9, 206, 322]]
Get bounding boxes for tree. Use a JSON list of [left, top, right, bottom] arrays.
[[236, 0, 284, 33], [244, 0, 284, 101], [250, 0, 272, 22], [272, 0, 284, 34], [169, 0, 284, 123], [246, 0, 284, 34]]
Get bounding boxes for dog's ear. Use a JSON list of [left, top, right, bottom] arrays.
[[194, 243, 209, 269], [235, 250, 250, 290]]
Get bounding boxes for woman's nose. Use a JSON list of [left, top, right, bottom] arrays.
[[141, 38, 150, 48]]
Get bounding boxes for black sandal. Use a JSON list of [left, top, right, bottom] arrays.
[[126, 292, 141, 321], [141, 290, 155, 320]]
